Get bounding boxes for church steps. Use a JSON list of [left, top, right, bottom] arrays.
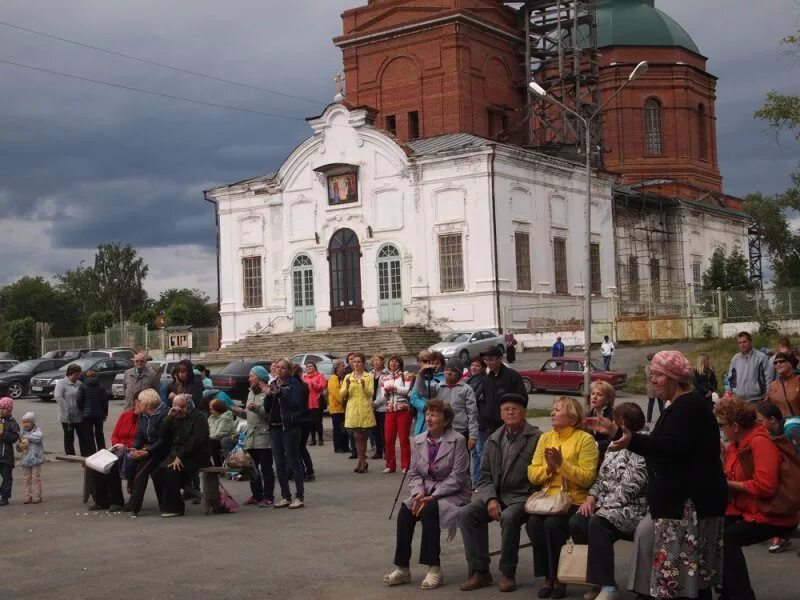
[[202, 326, 442, 367]]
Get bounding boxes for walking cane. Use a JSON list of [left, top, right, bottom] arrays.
[[388, 467, 408, 519]]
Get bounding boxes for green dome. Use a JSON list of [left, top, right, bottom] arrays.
[[596, 0, 701, 55]]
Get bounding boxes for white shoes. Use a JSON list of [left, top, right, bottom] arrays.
[[288, 498, 305, 509], [421, 566, 443, 590], [595, 589, 621, 600], [382, 467, 395, 474], [383, 568, 411, 586], [274, 498, 290, 508]]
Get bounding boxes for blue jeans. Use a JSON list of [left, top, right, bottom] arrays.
[[270, 427, 304, 501], [472, 429, 490, 486], [603, 355, 612, 371]]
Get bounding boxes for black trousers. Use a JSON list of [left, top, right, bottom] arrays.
[[723, 516, 796, 600], [330, 413, 348, 452], [506, 346, 516, 363], [127, 457, 162, 512], [80, 418, 105, 454], [153, 466, 186, 515], [247, 448, 275, 501], [372, 411, 385, 456], [647, 397, 664, 422], [310, 408, 323, 443], [526, 506, 578, 580], [90, 463, 125, 508], [61, 423, 79, 456], [298, 422, 315, 476], [0, 462, 12, 499], [395, 501, 441, 567], [569, 512, 624, 587]]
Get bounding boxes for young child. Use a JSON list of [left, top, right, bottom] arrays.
[[17, 411, 44, 504], [0, 396, 20, 506]]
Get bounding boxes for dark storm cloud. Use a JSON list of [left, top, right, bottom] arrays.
[[0, 0, 797, 294]]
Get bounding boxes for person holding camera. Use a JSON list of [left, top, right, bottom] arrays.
[[410, 351, 446, 436], [414, 358, 478, 451]]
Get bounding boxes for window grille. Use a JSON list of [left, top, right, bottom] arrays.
[[242, 256, 263, 308], [515, 232, 532, 291], [438, 234, 464, 292], [553, 238, 568, 294], [644, 99, 663, 155], [590, 243, 601, 295]]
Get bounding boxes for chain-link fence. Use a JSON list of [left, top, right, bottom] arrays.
[[42, 323, 220, 356], [721, 288, 800, 323]]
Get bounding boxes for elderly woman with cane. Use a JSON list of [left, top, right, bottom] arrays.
[[585, 350, 727, 600], [383, 399, 471, 590]]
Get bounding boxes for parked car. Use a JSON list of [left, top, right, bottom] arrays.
[[41, 348, 94, 360], [111, 373, 125, 399], [428, 330, 505, 363], [0, 358, 69, 399], [0, 360, 19, 373], [147, 360, 182, 386], [210, 359, 272, 401], [29, 356, 135, 400], [517, 357, 627, 395], [289, 353, 339, 378], [0, 352, 16, 360], [84, 348, 136, 359]]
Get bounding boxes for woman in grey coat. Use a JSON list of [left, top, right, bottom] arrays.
[[383, 399, 471, 591], [233, 366, 274, 506], [53, 364, 87, 456]]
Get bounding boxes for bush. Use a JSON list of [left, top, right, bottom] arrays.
[[701, 323, 715, 340], [86, 310, 115, 334], [8, 317, 36, 360]]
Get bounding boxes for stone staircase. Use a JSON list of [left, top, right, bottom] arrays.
[[202, 325, 442, 367]]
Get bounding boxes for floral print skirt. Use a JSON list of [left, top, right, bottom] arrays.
[[650, 499, 723, 599]]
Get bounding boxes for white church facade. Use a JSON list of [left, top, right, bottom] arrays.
[[205, 102, 617, 347]]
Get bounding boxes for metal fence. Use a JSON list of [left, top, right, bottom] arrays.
[[42, 323, 220, 356], [721, 288, 800, 323]]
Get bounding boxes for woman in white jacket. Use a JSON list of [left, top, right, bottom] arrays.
[[380, 355, 414, 474]]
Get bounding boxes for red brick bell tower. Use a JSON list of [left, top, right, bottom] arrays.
[[333, 0, 527, 143]]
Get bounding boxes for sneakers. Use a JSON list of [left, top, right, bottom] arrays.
[[595, 589, 621, 600], [288, 498, 305, 509], [258, 499, 274, 507], [160, 512, 181, 518], [460, 571, 493, 591], [769, 537, 792, 553], [274, 498, 291, 508], [383, 568, 411, 586], [0, 498, 8, 506], [421, 566, 443, 590], [244, 496, 260, 505]]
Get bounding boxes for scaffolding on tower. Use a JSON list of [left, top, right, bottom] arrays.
[[506, 0, 602, 165]]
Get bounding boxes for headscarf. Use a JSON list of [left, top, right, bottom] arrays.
[[250, 365, 270, 382], [650, 351, 693, 384], [0, 396, 13, 412]]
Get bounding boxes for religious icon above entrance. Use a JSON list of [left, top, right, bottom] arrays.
[[327, 171, 358, 205]]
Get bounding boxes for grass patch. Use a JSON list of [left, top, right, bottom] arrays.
[[527, 408, 553, 418], [626, 365, 649, 395]]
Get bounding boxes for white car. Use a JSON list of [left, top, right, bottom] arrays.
[[429, 330, 505, 364], [111, 373, 125, 399]]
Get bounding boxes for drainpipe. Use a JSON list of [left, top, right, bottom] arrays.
[[203, 190, 222, 350], [489, 147, 502, 332]]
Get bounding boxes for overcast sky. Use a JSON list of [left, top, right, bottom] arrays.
[[0, 0, 798, 299]]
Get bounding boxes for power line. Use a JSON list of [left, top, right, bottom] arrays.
[[0, 20, 324, 106], [0, 57, 308, 121]]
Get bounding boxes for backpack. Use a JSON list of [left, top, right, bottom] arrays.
[[741, 434, 800, 516]]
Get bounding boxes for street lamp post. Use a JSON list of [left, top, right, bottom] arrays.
[[529, 61, 648, 399]]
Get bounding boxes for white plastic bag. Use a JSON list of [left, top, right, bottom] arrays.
[[85, 448, 119, 474]]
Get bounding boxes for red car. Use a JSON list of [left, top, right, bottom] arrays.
[[518, 357, 627, 395]]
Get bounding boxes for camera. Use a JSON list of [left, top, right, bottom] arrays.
[[422, 368, 435, 382]]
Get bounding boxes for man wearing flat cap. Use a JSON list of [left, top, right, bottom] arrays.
[[459, 392, 541, 592]]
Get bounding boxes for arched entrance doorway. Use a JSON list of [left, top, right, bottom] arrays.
[[377, 244, 403, 324], [328, 228, 363, 327], [291, 254, 315, 330]]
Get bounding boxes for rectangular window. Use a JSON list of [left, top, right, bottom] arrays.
[[692, 261, 702, 299], [408, 111, 420, 140], [590, 243, 601, 295], [553, 237, 568, 294], [242, 256, 263, 308], [644, 100, 663, 155], [385, 115, 397, 136], [515, 232, 532, 291], [628, 256, 640, 302], [650, 257, 661, 304], [438, 234, 464, 292]]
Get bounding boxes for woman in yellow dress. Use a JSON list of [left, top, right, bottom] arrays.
[[341, 352, 376, 473]]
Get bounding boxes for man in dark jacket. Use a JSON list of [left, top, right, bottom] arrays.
[[0, 396, 20, 505], [291, 364, 314, 482], [76, 371, 108, 453], [459, 393, 541, 592], [479, 347, 528, 435], [153, 394, 210, 517], [165, 359, 205, 412]]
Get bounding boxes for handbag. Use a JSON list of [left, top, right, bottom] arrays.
[[224, 448, 255, 471], [557, 538, 588, 585], [524, 476, 572, 515], [85, 448, 119, 474]]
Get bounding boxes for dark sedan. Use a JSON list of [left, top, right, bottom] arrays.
[[0, 358, 69, 399], [518, 357, 627, 395], [210, 360, 272, 401], [29, 356, 134, 400]]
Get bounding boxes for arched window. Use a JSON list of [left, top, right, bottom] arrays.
[[698, 103, 708, 160], [644, 98, 663, 155]]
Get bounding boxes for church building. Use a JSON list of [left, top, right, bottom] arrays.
[[205, 0, 750, 345]]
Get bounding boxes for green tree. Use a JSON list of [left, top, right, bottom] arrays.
[[90, 243, 149, 315], [743, 192, 800, 288], [86, 310, 115, 334], [165, 303, 190, 326], [0, 276, 81, 336], [702, 247, 755, 291], [130, 307, 159, 328], [8, 317, 37, 360], [156, 288, 216, 327]]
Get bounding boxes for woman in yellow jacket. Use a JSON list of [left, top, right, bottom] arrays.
[[526, 396, 598, 600], [341, 352, 376, 473], [328, 360, 348, 454]]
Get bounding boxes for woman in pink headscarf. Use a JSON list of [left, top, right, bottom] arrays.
[[585, 351, 727, 600]]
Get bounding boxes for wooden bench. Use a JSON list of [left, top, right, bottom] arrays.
[[55, 455, 91, 503], [199, 466, 228, 515]]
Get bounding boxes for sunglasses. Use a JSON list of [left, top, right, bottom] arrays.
[[774, 359, 789, 365]]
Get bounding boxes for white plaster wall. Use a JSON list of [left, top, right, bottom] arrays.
[[682, 206, 750, 289]]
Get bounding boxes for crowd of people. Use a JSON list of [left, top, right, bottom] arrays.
[[1, 334, 799, 599]]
